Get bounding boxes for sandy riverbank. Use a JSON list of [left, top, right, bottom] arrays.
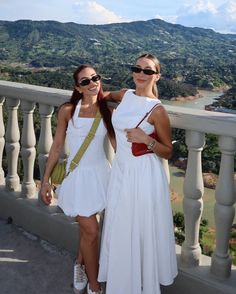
[[170, 93, 202, 102], [169, 87, 226, 103]]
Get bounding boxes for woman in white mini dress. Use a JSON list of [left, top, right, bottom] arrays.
[[98, 53, 178, 294], [40, 65, 114, 294]]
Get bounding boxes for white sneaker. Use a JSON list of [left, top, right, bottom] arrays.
[[87, 283, 104, 294], [73, 263, 88, 294]]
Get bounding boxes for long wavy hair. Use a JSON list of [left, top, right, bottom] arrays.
[[65, 64, 115, 138], [136, 53, 161, 98]]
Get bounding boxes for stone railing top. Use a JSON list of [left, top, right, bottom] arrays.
[[0, 80, 71, 106], [0, 80, 236, 137], [166, 105, 236, 138]]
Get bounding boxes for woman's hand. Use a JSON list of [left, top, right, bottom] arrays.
[[40, 183, 53, 205], [125, 127, 149, 144]]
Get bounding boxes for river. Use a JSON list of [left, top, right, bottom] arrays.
[[161, 90, 232, 228], [161, 89, 224, 110]]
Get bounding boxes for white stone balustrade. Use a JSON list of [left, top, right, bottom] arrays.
[[38, 103, 54, 181], [181, 130, 205, 267], [211, 135, 236, 279], [20, 100, 36, 197], [0, 96, 5, 185], [0, 80, 236, 291], [5, 97, 20, 191]]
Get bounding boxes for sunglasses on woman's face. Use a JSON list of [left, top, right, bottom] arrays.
[[131, 66, 158, 76], [78, 74, 101, 86]]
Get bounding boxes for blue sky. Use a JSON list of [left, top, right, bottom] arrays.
[[0, 0, 236, 33]]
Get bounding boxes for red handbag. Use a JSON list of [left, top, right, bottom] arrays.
[[131, 104, 159, 157]]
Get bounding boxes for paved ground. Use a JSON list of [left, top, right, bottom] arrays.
[[0, 217, 75, 294]]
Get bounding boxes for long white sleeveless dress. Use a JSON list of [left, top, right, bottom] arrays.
[[98, 90, 177, 294], [57, 100, 111, 217]]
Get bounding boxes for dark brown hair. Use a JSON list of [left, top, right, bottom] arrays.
[[68, 64, 115, 138]]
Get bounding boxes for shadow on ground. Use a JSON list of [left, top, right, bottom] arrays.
[[0, 218, 75, 294]]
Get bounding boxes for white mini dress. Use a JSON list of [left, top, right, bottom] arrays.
[[98, 90, 178, 294], [57, 100, 111, 217]]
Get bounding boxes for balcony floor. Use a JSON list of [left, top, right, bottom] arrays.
[[0, 187, 235, 294], [0, 217, 75, 294]]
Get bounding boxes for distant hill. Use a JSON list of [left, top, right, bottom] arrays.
[[0, 19, 236, 96]]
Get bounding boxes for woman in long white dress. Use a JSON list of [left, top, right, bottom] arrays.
[[40, 65, 115, 294], [98, 53, 178, 294]]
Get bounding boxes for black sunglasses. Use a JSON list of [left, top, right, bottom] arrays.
[[78, 74, 101, 86], [131, 66, 158, 76]]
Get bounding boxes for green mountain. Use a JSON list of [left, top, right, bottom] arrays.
[[1, 19, 235, 176], [0, 19, 236, 96]]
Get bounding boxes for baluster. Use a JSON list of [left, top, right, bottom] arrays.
[[5, 98, 20, 191], [0, 97, 5, 185], [181, 130, 205, 266], [211, 136, 236, 279], [20, 100, 36, 198], [38, 104, 54, 182]]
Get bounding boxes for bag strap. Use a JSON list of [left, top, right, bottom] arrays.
[[135, 103, 160, 128], [67, 110, 101, 174]]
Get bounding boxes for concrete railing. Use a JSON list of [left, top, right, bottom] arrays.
[[0, 80, 235, 293], [166, 105, 236, 280]]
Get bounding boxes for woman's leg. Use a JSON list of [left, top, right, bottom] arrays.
[[76, 214, 101, 292], [73, 229, 88, 294]]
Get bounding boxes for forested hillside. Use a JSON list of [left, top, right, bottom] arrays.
[[1, 19, 235, 176], [0, 19, 236, 98]]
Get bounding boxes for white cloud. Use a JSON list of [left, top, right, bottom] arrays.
[[72, 0, 129, 24], [183, 0, 218, 14], [0, 0, 129, 24], [0, 0, 235, 33], [174, 0, 236, 33], [220, 0, 236, 20]]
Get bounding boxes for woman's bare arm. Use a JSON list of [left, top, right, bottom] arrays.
[[40, 104, 72, 205], [103, 89, 127, 102], [148, 106, 173, 159], [125, 105, 173, 160], [41, 104, 71, 184]]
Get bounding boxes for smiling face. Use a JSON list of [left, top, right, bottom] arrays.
[[76, 67, 101, 97], [132, 57, 160, 92]]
